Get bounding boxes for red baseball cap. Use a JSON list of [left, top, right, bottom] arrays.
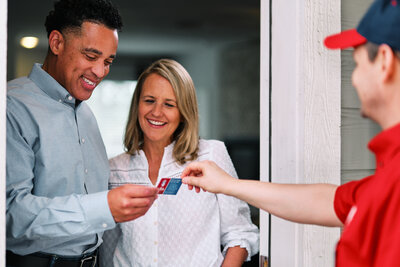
[[324, 29, 367, 50], [324, 0, 400, 50]]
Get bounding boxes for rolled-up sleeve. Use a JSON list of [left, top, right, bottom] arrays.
[[211, 141, 259, 260]]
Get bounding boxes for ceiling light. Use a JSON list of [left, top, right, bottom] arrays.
[[20, 36, 39, 49]]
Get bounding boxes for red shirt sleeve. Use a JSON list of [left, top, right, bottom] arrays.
[[334, 177, 371, 224]]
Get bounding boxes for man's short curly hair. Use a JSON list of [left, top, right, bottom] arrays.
[[44, 0, 123, 37]]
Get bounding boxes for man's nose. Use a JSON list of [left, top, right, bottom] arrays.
[[92, 62, 107, 79]]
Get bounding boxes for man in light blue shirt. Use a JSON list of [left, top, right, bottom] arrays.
[[6, 0, 158, 266]]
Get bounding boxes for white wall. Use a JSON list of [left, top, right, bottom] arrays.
[[1, 0, 7, 265]]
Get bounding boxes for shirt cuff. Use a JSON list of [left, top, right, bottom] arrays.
[[81, 191, 116, 231]]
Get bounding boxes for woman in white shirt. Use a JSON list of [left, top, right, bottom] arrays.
[[101, 59, 259, 267]]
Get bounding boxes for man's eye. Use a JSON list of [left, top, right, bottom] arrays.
[[86, 55, 95, 60]]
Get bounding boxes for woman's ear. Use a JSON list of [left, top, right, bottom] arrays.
[[48, 30, 64, 56]]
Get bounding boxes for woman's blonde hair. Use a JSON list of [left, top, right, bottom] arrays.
[[124, 58, 199, 164]]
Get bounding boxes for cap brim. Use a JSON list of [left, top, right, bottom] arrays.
[[324, 29, 367, 50]]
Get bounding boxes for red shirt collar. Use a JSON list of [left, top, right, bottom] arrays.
[[368, 123, 400, 170]]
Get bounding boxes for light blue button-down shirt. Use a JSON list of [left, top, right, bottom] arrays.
[[6, 63, 116, 256]]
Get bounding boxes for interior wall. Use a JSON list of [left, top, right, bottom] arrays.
[[219, 40, 260, 140]]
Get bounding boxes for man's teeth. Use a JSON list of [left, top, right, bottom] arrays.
[[148, 119, 165, 126], [83, 77, 95, 86]]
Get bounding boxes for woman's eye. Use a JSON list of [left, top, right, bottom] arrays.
[[144, 99, 155, 103], [165, 103, 175, 107]]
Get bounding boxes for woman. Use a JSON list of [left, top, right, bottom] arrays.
[[101, 59, 259, 267]]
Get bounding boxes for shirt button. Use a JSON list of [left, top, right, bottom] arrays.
[[102, 223, 108, 228], [154, 259, 157, 263], [154, 221, 157, 225], [85, 169, 88, 174], [154, 241, 158, 245], [68, 96, 73, 101], [58, 99, 62, 103], [81, 138, 85, 143]]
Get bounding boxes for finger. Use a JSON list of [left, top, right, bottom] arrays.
[[117, 207, 152, 222], [187, 184, 193, 190], [125, 196, 157, 208], [123, 185, 159, 197], [182, 176, 201, 187], [181, 162, 205, 178], [195, 186, 200, 193]]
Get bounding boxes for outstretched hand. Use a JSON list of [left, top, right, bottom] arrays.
[[181, 160, 235, 194], [108, 184, 158, 223]]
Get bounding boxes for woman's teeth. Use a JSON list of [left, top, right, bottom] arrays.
[[148, 119, 165, 126]]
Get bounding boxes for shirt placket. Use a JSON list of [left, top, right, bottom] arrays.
[[151, 198, 159, 266]]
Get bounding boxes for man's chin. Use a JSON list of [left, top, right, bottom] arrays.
[[360, 109, 369, 119], [76, 91, 94, 101]]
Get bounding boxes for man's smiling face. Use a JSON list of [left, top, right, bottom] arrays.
[[53, 21, 118, 100]]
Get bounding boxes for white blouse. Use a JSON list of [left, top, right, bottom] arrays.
[[101, 140, 259, 267]]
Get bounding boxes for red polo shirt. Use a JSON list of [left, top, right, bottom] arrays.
[[334, 123, 400, 266]]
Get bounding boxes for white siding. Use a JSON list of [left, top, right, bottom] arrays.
[[261, 0, 341, 265]]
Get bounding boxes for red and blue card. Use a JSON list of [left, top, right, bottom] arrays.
[[157, 178, 182, 195]]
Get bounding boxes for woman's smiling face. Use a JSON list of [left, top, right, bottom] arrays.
[[138, 73, 181, 147]]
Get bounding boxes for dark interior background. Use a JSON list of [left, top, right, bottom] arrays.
[[8, 0, 261, 265]]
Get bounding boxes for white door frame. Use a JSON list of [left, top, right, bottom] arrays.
[[260, 0, 341, 266]]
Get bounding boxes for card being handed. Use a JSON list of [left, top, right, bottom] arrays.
[[157, 178, 182, 195]]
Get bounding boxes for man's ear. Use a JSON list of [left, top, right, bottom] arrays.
[[48, 30, 64, 56], [377, 44, 396, 83]]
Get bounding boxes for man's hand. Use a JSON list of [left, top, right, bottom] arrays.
[[181, 160, 235, 194], [107, 184, 158, 223]]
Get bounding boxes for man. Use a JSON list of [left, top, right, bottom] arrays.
[[6, 0, 158, 266], [182, 0, 400, 266]]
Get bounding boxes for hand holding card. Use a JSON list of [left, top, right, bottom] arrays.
[[157, 178, 182, 195]]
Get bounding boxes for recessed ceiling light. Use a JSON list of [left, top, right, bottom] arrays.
[[20, 36, 39, 49]]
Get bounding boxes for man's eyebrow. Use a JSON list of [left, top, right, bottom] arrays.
[[83, 48, 116, 59]]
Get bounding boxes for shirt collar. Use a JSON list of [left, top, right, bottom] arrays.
[[138, 141, 177, 166], [368, 123, 400, 170], [28, 63, 76, 107]]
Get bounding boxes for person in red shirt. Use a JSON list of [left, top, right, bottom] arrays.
[[181, 0, 400, 266]]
